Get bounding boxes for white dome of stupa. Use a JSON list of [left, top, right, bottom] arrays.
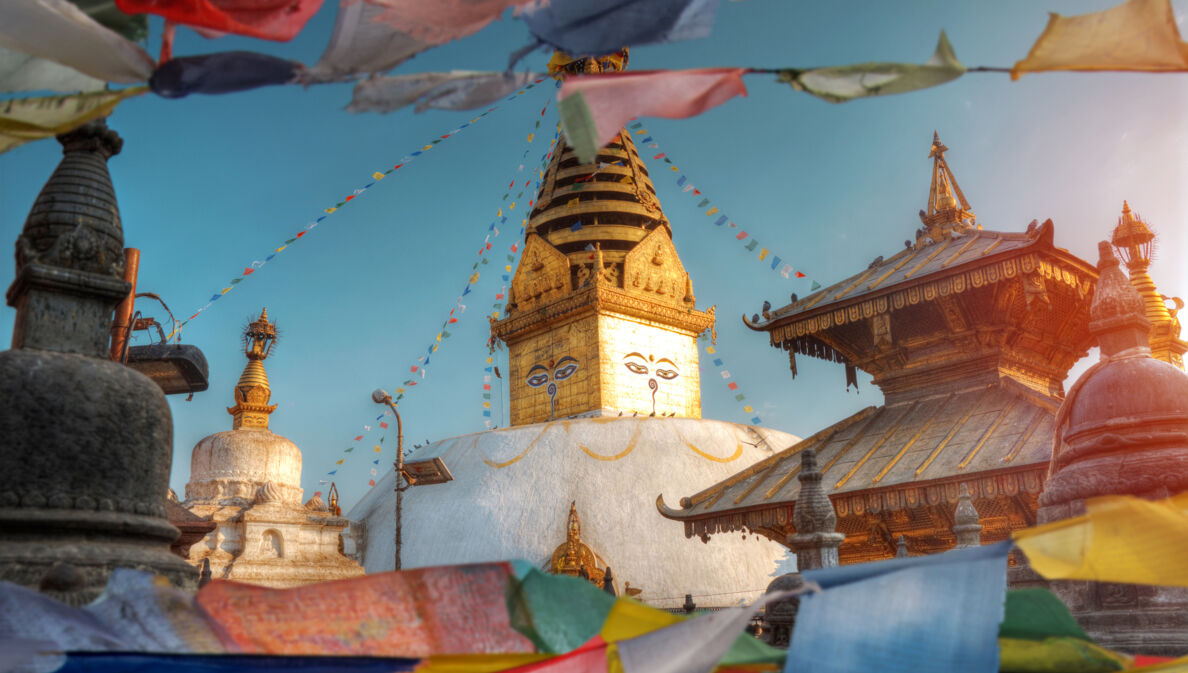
[[348, 416, 797, 609]]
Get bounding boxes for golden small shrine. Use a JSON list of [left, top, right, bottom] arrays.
[[548, 502, 606, 586], [1111, 201, 1186, 369], [490, 51, 715, 426], [659, 134, 1103, 563]]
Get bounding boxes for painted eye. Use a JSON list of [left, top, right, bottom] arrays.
[[655, 368, 679, 380], [625, 362, 648, 375], [554, 363, 579, 381], [526, 373, 550, 387]]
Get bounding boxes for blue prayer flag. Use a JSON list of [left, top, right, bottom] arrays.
[[714, 216, 728, 226], [713, 358, 723, 366], [210, 295, 221, 302], [787, 541, 1011, 673], [751, 417, 762, 424], [482, 410, 492, 417], [571, 221, 583, 231], [771, 256, 782, 270], [677, 176, 687, 186]]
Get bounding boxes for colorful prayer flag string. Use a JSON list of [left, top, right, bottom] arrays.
[[633, 123, 817, 286], [699, 332, 764, 426], [320, 84, 558, 488], [166, 79, 547, 341]]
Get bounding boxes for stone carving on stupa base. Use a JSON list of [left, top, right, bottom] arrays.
[[0, 119, 195, 602], [1038, 241, 1188, 656], [548, 502, 606, 588], [182, 310, 364, 588]]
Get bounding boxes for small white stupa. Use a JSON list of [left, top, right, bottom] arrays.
[[184, 309, 364, 587]]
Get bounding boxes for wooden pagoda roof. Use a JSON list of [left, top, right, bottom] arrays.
[[657, 378, 1057, 541]]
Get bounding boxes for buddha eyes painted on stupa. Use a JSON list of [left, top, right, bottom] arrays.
[[622, 353, 679, 380], [525, 356, 580, 420]]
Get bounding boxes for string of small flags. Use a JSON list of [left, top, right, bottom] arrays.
[[481, 114, 562, 427], [320, 84, 559, 488], [700, 332, 764, 426], [166, 79, 548, 340], [631, 121, 822, 291]]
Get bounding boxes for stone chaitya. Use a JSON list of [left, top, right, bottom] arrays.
[[182, 309, 363, 587], [658, 134, 1100, 563], [0, 120, 195, 601], [1038, 242, 1188, 655]]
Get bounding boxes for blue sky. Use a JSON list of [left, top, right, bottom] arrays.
[[1, 0, 1185, 510]]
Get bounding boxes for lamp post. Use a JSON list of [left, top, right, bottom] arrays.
[[372, 388, 410, 570]]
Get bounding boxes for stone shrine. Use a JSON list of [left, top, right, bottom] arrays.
[[0, 120, 194, 600], [1039, 242, 1188, 655], [183, 309, 363, 587]]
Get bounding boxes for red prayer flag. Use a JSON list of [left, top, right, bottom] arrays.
[[728, 382, 739, 390], [115, 0, 323, 42], [796, 271, 807, 278], [369, 479, 376, 487], [483, 384, 491, 390], [354, 435, 363, 441], [736, 231, 748, 240], [242, 267, 253, 276], [295, 231, 306, 238], [380, 422, 389, 429], [411, 366, 419, 373]]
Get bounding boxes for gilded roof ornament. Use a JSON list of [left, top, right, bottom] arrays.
[[917, 132, 976, 247], [549, 501, 605, 586], [227, 308, 279, 430]]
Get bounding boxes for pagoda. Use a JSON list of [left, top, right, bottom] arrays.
[[658, 134, 1099, 563], [182, 309, 364, 587], [490, 51, 714, 425], [1110, 201, 1186, 369]]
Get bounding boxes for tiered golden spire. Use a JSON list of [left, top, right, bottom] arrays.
[[918, 132, 976, 246], [1111, 202, 1186, 369], [227, 308, 279, 429]]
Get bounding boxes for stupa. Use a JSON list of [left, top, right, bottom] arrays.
[[347, 51, 796, 609], [182, 309, 364, 587]]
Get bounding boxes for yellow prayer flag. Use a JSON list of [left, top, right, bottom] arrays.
[[432, 344, 438, 352], [1013, 491, 1188, 587], [0, 87, 148, 155], [706, 346, 716, 354], [505, 265, 512, 272], [324, 207, 337, 214], [705, 207, 720, 216], [569, 198, 579, 207], [469, 272, 480, 284], [374, 446, 382, 453], [743, 405, 754, 413], [527, 133, 535, 142], [220, 288, 232, 295], [670, 166, 679, 171], [417, 654, 551, 673], [620, 176, 633, 184], [336, 459, 344, 465], [497, 208, 502, 217], [372, 172, 384, 180], [600, 597, 682, 642], [759, 248, 770, 261], [436, 333, 442, 342], [510, 202, 516, 210], [422, 144, 433, 150], [1012, 0, 1188, 79], [483, 402, 491, 408], [275, 246, 287, 252], [634, 129, 647, 135], [492, 311, 500, 318], [486, 357, 493, 363], [396, 387, 405, 394]]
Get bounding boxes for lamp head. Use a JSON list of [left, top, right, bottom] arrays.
[[372, 388, 391, 404]]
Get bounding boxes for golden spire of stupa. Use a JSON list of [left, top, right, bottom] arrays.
[[491, 49, 714, 426], [1111, 202, 1186, 369], [228, 308, 279, 429], [918, 132, 976, 245]]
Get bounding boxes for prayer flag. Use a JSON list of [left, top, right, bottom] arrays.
[[369, 479, 376, 487], [751, 416, 763, 424], [380, 422, 389, 429], [720, 370, 731, 379], [743, 405, 754, 413], [571, 221, 583, 231], [728, 382, 738, 391], [336, 459, 344, 465], [770, 256, 782, 269], [788, 541, 1012, 673], [696, 198, 710, 208], [736, 231, 747, 240], [715, 216, 728, 226], [353, 435, 362, 441], [796, 271, 807, 278], [706, 346, 716, 354], [811, 280, 822, 291], [780, 264, 792, 278], [780, 31, 966, 103], [735, 393, 745, 401], [759, 249, 769, 261], [713, 358, 723, 366], [150, 52, 304, 99], [705, 207, 719, 216], [559, 69, 748, 163], [373, 172, 385, 180], [0, 0, 154, 84], [0, 88, 148, 155], [744, 239, 758, 251], [1012, 0, 1188, 78], [1014, 491, 1188, 587], [374, 446, 382, 453]]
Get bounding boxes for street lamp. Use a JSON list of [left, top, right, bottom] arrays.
[[372, 388, 412, 570]]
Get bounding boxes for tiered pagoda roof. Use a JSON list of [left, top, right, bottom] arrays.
[[659, 134, 1099, 563]]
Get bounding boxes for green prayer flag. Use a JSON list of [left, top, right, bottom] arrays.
[[779, 31, 965, 103], [506, 567, 615, 653], [999, 589, 1089, 641], [558, 91, 601, 164], [735, 394, 745, 401], [285, 238, 296, 244], [229, 278, 241, 285], [344, 447, 353, 453], [811, 281, 822, 291], [744, 239, 759, 251]]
